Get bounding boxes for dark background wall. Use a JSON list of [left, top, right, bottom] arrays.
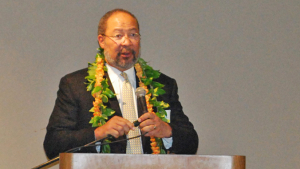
[[0, 1, 299, 168]]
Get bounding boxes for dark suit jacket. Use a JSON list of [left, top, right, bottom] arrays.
[[44, 68, 198, 159]]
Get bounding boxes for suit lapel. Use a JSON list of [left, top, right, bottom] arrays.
[[104, 71, 122, 118], [103, 71, 127, 153]]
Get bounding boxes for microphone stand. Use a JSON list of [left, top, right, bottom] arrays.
[[32, 135, 113, 169], [33, 132, 147, 169]]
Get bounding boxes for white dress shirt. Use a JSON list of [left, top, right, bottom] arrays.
[[96, 64, 172, 152], [106, 64, 138, 116]]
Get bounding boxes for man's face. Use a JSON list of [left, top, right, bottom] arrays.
[[98, 12, 140, 71]]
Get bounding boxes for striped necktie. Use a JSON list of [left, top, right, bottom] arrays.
[[121, 72, 143, 154]]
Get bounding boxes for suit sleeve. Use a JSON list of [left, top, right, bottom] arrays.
[[165, 79, 199, 154], [43, 76, 96, 159]]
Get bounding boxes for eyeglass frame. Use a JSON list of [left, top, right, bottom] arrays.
[[101, 33, 141, 45]]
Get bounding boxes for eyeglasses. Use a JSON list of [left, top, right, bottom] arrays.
[[102, 33, 141, 45]]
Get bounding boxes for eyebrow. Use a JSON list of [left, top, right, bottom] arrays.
[[112, 28, 139, 32]]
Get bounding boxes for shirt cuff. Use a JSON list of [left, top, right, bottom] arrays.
[[162, 137, 173, 149]]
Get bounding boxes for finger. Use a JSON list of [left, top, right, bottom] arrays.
[[111, 120, 136, 136], [110, 129, 121, 138], [143, 128, 156, 137], [139, 118, 154, 128], [140, 124, 156, 134], [103, 117, 133, 137], [138, 112, 154, 122], [112, 124, 126, 136], [121, 124, 131, 134], [110, 116, 135, 129]]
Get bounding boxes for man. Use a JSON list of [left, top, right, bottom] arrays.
[[44, 9, 198, 159]]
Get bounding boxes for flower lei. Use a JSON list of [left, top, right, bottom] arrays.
[[85, 48, 170, 154]]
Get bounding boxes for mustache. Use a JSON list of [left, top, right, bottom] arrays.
[[117, 48, 136, 57]]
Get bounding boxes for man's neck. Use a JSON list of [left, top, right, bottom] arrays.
[[105, 62, 131, 72]]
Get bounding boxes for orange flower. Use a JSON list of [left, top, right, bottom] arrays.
[[135, 62, 162, 154], [150, 142, 157, 147], [91, 57, 105, 118], [93, 112, 101, 116]]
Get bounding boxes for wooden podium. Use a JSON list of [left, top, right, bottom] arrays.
[[59, 153, 245, 169]]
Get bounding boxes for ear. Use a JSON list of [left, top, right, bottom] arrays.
[[98, 35, 105, 49]]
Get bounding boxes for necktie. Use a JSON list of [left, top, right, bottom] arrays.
[[121, 72, 143, 154]]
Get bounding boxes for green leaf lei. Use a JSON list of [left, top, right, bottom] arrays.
[[85, 48, 169, 154]]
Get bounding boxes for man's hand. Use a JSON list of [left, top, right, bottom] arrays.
[[94, 116, 134, 140], [138, 112, 172, 138]]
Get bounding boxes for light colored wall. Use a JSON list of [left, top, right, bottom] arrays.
[[0, 1, 299, 169]]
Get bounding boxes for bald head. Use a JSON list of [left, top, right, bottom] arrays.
[[98, 8, 139, 36]]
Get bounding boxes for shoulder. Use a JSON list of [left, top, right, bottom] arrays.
[[62, 68, 88, 81], [59, 68, 88, 89], [156, 72, 177, 86], [155, 72, 179, 97], [57, 68, 91, 100]]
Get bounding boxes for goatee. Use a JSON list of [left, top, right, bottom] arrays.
[[105, 49, 140, 71]]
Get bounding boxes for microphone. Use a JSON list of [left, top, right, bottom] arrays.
[[133, 87, 147, 127]]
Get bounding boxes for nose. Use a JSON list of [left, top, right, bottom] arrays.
[[120, 35, 133, 46]]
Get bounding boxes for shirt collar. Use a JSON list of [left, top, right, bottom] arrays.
[[106, 63, 136, 85]]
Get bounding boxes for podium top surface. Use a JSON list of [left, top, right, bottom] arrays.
[[59, 153, 245, 169]]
